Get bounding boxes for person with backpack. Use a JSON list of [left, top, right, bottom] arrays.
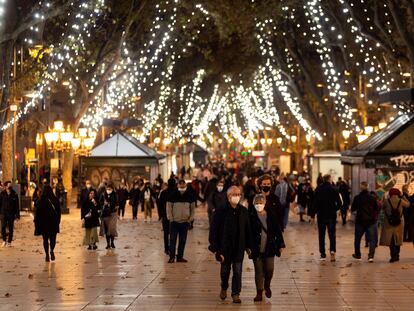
[[380, 188, 410, 263], [351, 182, 380, 262]]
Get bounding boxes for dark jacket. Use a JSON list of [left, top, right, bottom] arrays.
[[129, 187, 141, 207], [140, 187, 156, 208], [0, 189, 20, 219], [116, 187, 129, 204], [99, 191, 118, 217], [80, 187, 95, 208], [209, 202, 253, 263], [81, 197, 101, 228], [264, 193, 284, 230], [207, 190, 227, 213], [166, 188, 196, 223], [158, 186, 177, 220], [338, 182, 351, 207], [351, 190, 379, 227], [248, 207, 285, 259], [34, 195, 61, 235], [312, 182, 342, 220]]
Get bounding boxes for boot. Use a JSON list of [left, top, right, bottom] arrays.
[[264, 284, 272, 298], [254, 290, 263, 302]]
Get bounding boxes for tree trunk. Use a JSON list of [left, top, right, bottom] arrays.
[[62, 148, 74, 202], [2, 112, 13, 182]]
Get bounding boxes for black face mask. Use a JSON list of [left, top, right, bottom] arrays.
[[261, 186, 271, 193]]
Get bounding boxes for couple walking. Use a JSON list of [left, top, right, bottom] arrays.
[[209, 186, 285, 303]]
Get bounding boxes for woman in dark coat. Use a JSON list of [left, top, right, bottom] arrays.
[[248, 194, 285, 302], [34, 185, 61, 262], [99, 183, 118, 249], [82, 190, 100, 250]]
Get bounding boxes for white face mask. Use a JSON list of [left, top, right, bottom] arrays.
[[255, 204, 265, 212], [230, 196, 241, 205], [106, 190, 113, 195], [178, 187, 186, 193], [217, 186, 224, 192]]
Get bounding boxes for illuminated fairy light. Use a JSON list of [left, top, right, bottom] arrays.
[[0, 0, 5, 29], [303, 0, 355, 130], [2, 0, 107, 131]]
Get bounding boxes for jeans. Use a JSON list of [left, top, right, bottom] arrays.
[[282, 203, 290, 229], [390, 236, 400, 260], [220, 261, 243, 296], [169, 221, 189, 259], [354, 223, 376, 258], [1, 217, 15, 243], [132, 205, 138, 219], [42, 233, 57, 254], [253, 255, 274, 291], [162, 217, 170, 253], [317, 218, 336, 256], [340, 205, 348, 224], [365, 223, 378, 247]]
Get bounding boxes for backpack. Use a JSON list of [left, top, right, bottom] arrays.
[[386, 199, 402, 227]]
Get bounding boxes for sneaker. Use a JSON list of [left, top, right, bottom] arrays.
[[220, 289, 227, 300], [168, 257, 175, 263], [106, 245, 111, 250], [330, 252, 336, 262], [368, 257, 374, 263], [320, 254, 326, 261], [232, 295, 241, 304], [352, 254, 362, 260], [176, 258, 188, 263], [6, 242, 11, 247], [111, 243, 115, 249], [1, 241, 7, 248], [50, 252, 55, 261], [87, 245, 92, 250]]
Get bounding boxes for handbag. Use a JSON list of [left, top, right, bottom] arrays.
[[84, 210, 92, 219]]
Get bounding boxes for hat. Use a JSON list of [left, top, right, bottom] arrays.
[[389, 188, 401, 197]]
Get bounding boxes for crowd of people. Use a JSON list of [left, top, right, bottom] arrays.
[[1, 162, 414, 303]]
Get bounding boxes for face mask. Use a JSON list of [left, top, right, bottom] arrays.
[[230, 196, 241, 205], [86, 184, 91, 189], [178, 187, 186, 193], [255, 204, 265, 212], [261, 186, 271, 193], [106, 190, 113, 195], [217, 186, 224, 192]]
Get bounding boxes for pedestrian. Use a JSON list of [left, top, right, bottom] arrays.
[[351, 182, 380, 262], [248, 194, 285, 302], [82, 190, 100, 250], [312, 174, 342, 262], [79, 180, 94, 208], [157, 180, 175, 255], [208, 185, 253, 304], [116, 183, 129, 220], [0, 181, 20, 247], [337, 178, 351, 225], [207, 179, 227, 227], [129, 182, 141, 220], [166, 179, 195, 263], [275, 174, 295, 229], [380, 188, 410, 263], [256, 174, 284, 230], [402, 185, 414, 242], [99, 183, 118, 249], [34, 185, 61, 261], [141, 182, 156, 222]]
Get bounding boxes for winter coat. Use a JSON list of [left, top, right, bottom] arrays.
[[166, 188, 196, 223], [380, 196, 410, 246], [99, 191, 118, 218], [81, 198, 100, 228], [312, 182, 342, 220], [80, 187, 95, 207], [140, 187, 156, 208], [34, 196, 61, 235], [248, 207, 285, 259], [116, 188, 129, 204], [207, 190, 227, 213], [263, 193, 284, 230], [351, 190, 379, 227], [129, 187, 141, 207], [158, 187, 176, 220], [209, 202, 253, 263], [0, 189, 20, 219]]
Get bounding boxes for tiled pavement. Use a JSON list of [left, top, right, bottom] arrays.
[[1, 205, 414, 311]]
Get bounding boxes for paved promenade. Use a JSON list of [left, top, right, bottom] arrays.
[[1, 206, 414, 310]]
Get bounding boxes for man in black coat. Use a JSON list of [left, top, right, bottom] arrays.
[[129, 182, 141, 220], [207, 180, 227, 227], [209, 186, 253, 304], [157, 178, 177, 255], [0, 181, 20, 247], [256, 174, 284, 230], [79, 180, 95, 209], [337, 177, 351, 225], [351, 182, 379, 262], [312, 174, 342, 261]]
